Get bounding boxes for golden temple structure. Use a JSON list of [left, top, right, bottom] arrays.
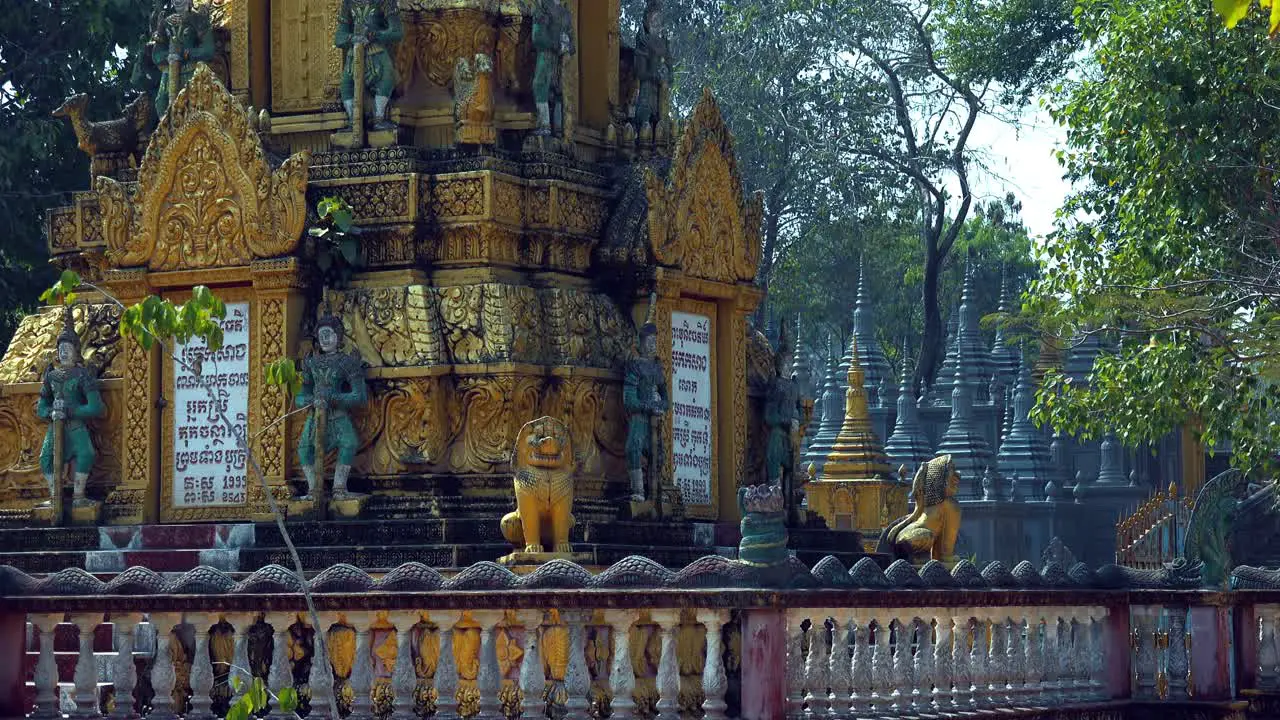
[[803, 340, 906, 547], [0, 0, 770, 529]]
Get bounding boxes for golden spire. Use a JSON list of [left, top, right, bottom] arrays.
[[820, 333, 892, 481]]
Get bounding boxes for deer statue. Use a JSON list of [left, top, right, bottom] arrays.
[[52, 93, 153, 177]]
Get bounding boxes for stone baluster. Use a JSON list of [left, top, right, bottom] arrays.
[[912, 617, 932, 712], [471, 611, 506, 720], [952, 612, 972, 710], [652, 610, 682, 720], [227, 615, 254, 706], [784, 611, 806, 718], [1071, 611, 1091, 702], [1024, 615, 1043, 705], [870, 618, 892, 714], [1259, 609, 1279, 690], [30, 615, 61, 719], [849, 615, 873, 715], [890, 616, 912, 711], [434, 612, 463, 720], [804, 616, 830, 714], [561, 611, 592, 720], [1041, 614, 1062, 705], [518, 611, 547, 720], [149, 613, 182, 720], [697, 610, 731, 720], [109, 614, 141, 720], [986, 614, 1005, 707], [309, 614, 336, 720], [1003, 615, 1022, 704], [346, 612, 375, 720], [266, 613, 297, 720], [933, 613, 954, 710], [1087, 608, 1108, 699], [186, 615, 216, 720], [604, 611, 637, 719], [827, 614, 852, 716], [389, 612, 420, 720], [970, 616, 990, 709], [71, 614, 102, 718]]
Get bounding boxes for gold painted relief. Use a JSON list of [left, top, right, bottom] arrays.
[[333, 286, 445, 368], [0, 304, 123, 385], [270, 0, 342, 112], [96, 66, 310, 272]]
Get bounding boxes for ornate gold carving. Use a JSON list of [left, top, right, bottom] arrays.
[[0, 304, 122, 385], [356, 377, 456, 476], [448, 375, 542, 473], [315, 177, 413, 224], [644, 89, 761, 284], [426, 176, 486, 219], [49, 209, 77, 253], [96, 65, 310, 272], [257, 297, 286, 479], [270, 0, 342, 112], [732, 309, 749, 491], [556, 187, 607, 237], [398, 9, 499, 90], [334, 286, 444, 368]]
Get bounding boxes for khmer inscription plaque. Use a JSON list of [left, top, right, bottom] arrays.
[[173, 303, 250, 507], [671, 311, 713, 505]]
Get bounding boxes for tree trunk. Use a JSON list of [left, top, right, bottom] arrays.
[[754, 203, 784, 328], [915, 245, 944, 396]]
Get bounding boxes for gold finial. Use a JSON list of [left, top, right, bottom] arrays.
[[1168, 481, 1177, 499]]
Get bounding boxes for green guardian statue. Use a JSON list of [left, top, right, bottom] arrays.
[[335, 0, 404, 132], [623, 298, 668, 501], [38, 312, 104, 507], [297, 312, 368, 500], [531, 0, 577, 136], [149, 0, 216, 116], [764, 322, 802, 489], [632, 0, 672, 133]]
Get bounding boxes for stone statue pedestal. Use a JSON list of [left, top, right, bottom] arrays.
[[330, 494, 369, 519], [33, 499, 102, 527], [330, 128, 398, 149], [622, 498, 657, 521], [497, 550, 594, 568]]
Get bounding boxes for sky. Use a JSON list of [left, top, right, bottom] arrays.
[[967, 105, 1071, 239]]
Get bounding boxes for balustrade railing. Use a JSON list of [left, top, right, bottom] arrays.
[[1116, 482, 1190, 568], [5, 559, 1280, 719]]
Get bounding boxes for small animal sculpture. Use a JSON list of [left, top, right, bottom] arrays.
[[877, 454, 962, 564], [453, 53, 496, 146], [500, 416, 577, 554], [52, 93, 153, 176]]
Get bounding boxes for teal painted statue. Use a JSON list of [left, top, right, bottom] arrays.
[[335, 0, 404, 132], [623, 298, 668, 501], [297, 312, 368, 500], [38, 312, 104, 508], [1184, 469, 1249, 589], [149, 0, 216, 117], [737, 484, 789, 567], [764, 322, 802, 486], [632, 0, 672, 133], [531, 0, 576, 136]]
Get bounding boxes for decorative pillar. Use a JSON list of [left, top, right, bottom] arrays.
[[651, 610, 682, 720], [804, 615, 830, 714], [518, 611, 547, 720], [561, 611, 592, 720], [849, 614, 872, 715], [986, 614, 1006, 706], [30, 615, 60, 720], [1259, 610, 1278, 690], [1003, 615, 1022, 703], [970, 617, 989, 709], [697, 610, 731, 720], [603, 611, 637, 720], [933, 613, 954, 710], [109, 614, 141, 720], [389, 612, 420, 720], [890, 617, 912, 711], [473, 611, 506, 720], [912, 617, 932, 712], [434, 612, 463, 720], [149, 613, 182, 720], [229, 615, 254, 706], [1087, 608, 1108, 699], [952, 611, 972, 709], [266, 612, 296, 720], [346, 612, 375, 720], [871, 617, 892, 713], [308, 614, 336, 720], [1072, 611, 1092, 701], [72, 614, 103, 718], [249, 258, 306, 503], [1024, 616, 1043, 702], [186, 615, 216, 720], [1043, 613, 1062, 705], [826, 614, 852, 715], [784, 611, 805, 718]]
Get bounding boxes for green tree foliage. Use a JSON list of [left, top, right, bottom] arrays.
[[1028, 0, 1280, 472], [0, 0, 152, 348]]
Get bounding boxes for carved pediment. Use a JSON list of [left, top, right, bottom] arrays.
[[644, 87, 763, 284], [96, 64, 310, 272]]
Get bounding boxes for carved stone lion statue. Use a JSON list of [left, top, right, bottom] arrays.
[[500, 416, 577, 554], [876, 454, 962, 564]]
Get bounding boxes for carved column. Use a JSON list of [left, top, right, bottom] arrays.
[[229, 614, 254, 706], [473, 611, 505, 720], [109, 614, 141, 720], [518, 611, 546, 720], [102, 269, 157, 524], [562, 610, 592, 720], [308, 613, 336, 720], [804, 615, 830, 714], [434, 612, 463, 720], [389, 612, 420, 720], [604, 611, 637, 720], [912, 617, 932, 712], [986, 614, 1006, 706], [30, 615, 60, 719], [697, 610, 731, 720], [970, 616, 989, 709], [71, 614, 102, 718], [250, 259, 305, 503], [651, 610, 682, 720], [890, 617, 912, 711], [346, 612, 376, 720], [952, 611, 972, 709], [1087, 608, 1108, 699], [870, 617, 892, 713], [1075, 610, 1097, 701], [266, 612, 296, 720], [784, 611, 806, 718], [186, 615, 216, 720], [1042, 613, 1062, 705], [849, 614, 872, 715], [933, 613, 954, 709], [1024, 616, 1043, 703], [1003, 615, 1022, 704], [826, 613, 851, 716], [1260, 610, 1279, 691], [149, 613, 182, 720]]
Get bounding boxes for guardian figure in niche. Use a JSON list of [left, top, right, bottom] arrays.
[[39, 311, 104, 508], [623, 296, 668, 501], [149, 0, 216, 116], [297, 311, 368, 501], [335, 0, 404, 132]]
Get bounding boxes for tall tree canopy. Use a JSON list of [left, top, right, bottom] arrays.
[[1028, 0, 1280, 472], [0, 0, 152, 347]]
